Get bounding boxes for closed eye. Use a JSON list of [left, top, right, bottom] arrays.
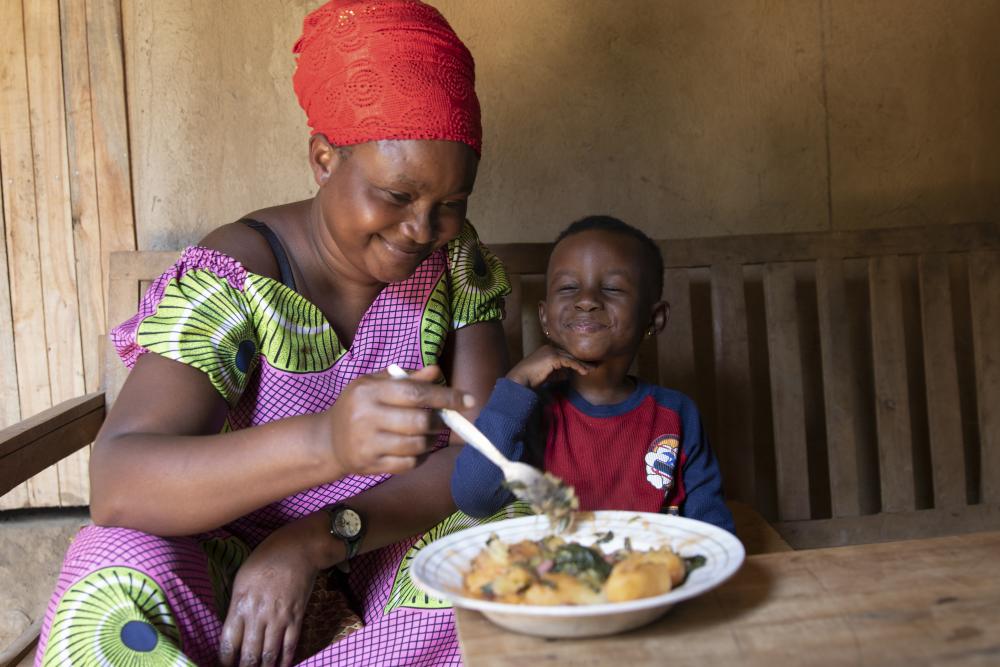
[[385, 189, 412, 204]]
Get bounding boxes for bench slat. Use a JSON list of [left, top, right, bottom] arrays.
[[969, 250, 1000, 505], [658, 268, 696, 394], [502, 274, 524, 364], [710, 262, 756, 506], [763, 262, 811, 521], [815, 259, 867, 517], [869, 256, 917, 512], [918, 253, 967, 509]]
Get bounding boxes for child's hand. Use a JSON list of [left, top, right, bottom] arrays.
[[507, 344, 593, 388]]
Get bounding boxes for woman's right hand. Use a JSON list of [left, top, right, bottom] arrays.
[[317, 364, 474, 476], [506, 344, 593, 389]]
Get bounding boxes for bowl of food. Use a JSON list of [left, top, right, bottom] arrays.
[[410, 510, 744, 638]]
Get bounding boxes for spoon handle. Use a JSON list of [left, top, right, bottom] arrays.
[[385, 364, 512, 469]]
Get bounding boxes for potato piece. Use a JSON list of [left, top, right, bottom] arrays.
[[635, 547, 686, 587], [605, 560, 672, 602], [507, 539, 544, 563], [522, 572, 603, 605], [490, 565, 536, 598]]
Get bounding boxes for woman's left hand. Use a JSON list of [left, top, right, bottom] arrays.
[[218, 520, 322, 667]]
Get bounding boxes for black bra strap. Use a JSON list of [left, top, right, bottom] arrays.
[[240, 219, 297, 291]]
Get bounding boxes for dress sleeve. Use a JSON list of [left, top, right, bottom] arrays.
[[110, 246, 257, 406], [446, 220, 510, 329]]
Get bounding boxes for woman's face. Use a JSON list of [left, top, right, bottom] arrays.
[[311, 138, 478, 284]]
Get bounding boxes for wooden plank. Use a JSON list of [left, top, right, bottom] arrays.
[[868, 256, 916, 512], [488, 224, 1000, 277], [61, 0, 104, 393], [656, 222, 1000, 268], [969, 250, 1000, 505], [0, 392, 105, 497], [0, 169, 19, 431], [658, 268, 694, 392], [24, 0, 87, 506], [0, 0, 54, 509], [490, 244, 550, 276], [105, 272, 136, 407], [762, 262, 810, 521], [710, 262, 755, 506], [815, 259, 866, 517], [0, 617, 40, 667], [775, 503, 1000, 550], [917, 253, 966, 510], [455, 532, 1000, 666], [86, 0, 136, 312], [502, 274, 524, 364], [103, 251, 178, 403], [57, 0, 100, 507], [0, 145, 27, 509], [111, 249, 177, 281], [727, 500, 792, 555]]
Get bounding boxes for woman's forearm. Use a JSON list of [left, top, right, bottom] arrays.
[[335, 445, 460, 562], [89, 412, 338, 535]]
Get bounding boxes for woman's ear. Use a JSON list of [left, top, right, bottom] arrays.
[[649, 300, 670, 337], [308, 134, 340, 187]]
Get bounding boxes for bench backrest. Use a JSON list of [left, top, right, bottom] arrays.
[[104, 222, 1000, 547], [490, 221, 1000, 547]]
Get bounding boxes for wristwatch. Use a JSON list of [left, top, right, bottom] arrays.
[[325, 503, 366, 560]]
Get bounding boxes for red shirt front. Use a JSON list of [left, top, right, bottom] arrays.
[[543, 389, 687, 513]]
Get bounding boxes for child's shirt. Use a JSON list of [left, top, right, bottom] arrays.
[[451, 377, 735, 533]]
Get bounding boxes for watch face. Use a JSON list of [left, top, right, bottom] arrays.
[[334, 509, 362, 538]]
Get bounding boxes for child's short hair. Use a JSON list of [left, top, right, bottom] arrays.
[[554, 215, 664, 299]]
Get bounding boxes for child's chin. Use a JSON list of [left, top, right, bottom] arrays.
[[562, 344, 605, 364]]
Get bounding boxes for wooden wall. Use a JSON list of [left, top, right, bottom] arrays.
[[2, 0, 999, 508], [0, 0, 134, 509]]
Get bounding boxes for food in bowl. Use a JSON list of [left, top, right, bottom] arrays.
[[463, 532, 706, 605]]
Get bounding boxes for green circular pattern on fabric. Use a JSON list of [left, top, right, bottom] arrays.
[[41, 566, 191, 666], [384, 501, 534, 613]]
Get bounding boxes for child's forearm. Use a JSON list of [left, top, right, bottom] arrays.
[[450, 378, 540, 517]]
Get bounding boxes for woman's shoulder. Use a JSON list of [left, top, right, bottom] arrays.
[[197, 220, 282, 282]]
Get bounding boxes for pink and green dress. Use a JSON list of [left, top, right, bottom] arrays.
[[36, 221, 530, 666]]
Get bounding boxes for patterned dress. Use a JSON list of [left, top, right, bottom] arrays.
[[36, 221, 529, 666]]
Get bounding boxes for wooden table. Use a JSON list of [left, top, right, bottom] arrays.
[[455, 531, 1000, 666]]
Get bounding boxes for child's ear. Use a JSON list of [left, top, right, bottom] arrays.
[[308, 134, 343, 187], [537, 301, 550, 339], [648, 300, 670, 337]]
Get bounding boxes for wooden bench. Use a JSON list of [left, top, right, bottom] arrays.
[[492, 221, 999, 548], [2, 221, 998, 665]]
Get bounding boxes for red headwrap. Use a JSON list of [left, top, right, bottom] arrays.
[[292, 0, 482, 155]]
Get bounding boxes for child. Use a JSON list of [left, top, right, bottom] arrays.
[[452, 216, 734, 533]]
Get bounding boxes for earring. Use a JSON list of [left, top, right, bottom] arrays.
[[646, 327, 655, 338], [544, 329, 550, 337]]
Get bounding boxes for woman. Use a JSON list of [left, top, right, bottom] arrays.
[[36, 2, 521, 665]]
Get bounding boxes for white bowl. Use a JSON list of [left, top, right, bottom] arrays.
[[411, 510, 745, 638]]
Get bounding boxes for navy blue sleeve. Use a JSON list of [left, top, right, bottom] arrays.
[[451, 378, 540, 518], [671, 392, 735, 534]]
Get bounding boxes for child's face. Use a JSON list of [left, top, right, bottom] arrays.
[[540, 229, 660, 365]]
